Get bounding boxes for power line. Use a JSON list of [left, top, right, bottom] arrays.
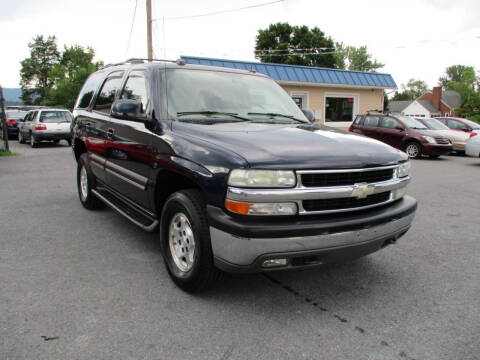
[[152, 0, 284, 21], [125, 0, 138, 57]]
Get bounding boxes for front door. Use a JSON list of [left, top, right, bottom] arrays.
[[379, 116, 404, 149]]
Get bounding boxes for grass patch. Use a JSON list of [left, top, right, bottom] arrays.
[[0, 149, 20, 157]]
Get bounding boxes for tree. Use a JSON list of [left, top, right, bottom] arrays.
[[391, 79, 429, 101], [43, 45, 103, 109], [334, 42, 384, 72], [255, 23, 337, 68], [438, 65, 480, 118], [20, 35, 60, 104]]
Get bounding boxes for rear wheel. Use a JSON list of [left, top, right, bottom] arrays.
[[405, 142, 421, 159], [30, 133, 37, 148], [77, 153, 103, 210], [160, 189, 223, 292]]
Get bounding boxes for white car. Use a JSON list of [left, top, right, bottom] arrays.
[[17, 108, 73, 147], [465, 131, 480, 158]]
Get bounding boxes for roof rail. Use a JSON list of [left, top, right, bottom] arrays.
[[126, 58, 185, 65]]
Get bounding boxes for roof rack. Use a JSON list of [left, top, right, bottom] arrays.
[[99, 58, 186, 70]]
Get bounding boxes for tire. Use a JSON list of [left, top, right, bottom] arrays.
[[18, 132, 25, 144], [30, 133, 37, 148], [405, 142, 421, 159], [77, 153, 103, 210], [160, 189, 223, 292]]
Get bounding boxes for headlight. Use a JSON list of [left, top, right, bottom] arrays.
[[397, 161, 411, 178], [228, 169, 296, 188], [422, 136, 436, 143], [225, 199, 297, 216]]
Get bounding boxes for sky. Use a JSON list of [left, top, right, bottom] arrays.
[[1, 0, 479, 91]]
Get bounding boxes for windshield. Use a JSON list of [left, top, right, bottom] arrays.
[[400, 116, 428, 129], [419, 118, 449, 130], [166, 69, 307, 123], [6, 111, 27, 120], [39, 111, 72, 123], [463, 119, 480, 129]]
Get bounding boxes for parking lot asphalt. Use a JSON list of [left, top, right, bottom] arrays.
[[1, 140, 479, 360]]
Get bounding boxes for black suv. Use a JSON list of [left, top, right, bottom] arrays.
[[72, 59, 417, 292]]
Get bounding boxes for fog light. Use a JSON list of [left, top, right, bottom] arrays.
[[262, 258, 288, 268]]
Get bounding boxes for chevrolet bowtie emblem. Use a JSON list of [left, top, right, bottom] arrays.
[[351, 183, 375, 199]]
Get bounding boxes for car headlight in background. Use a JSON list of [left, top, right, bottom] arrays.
[[422, 136, 436, 144], [397, 161, 411, 178], [228, 169, 296, 188]]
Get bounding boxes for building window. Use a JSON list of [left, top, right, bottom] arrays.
[[290, 91, 309, 109], [325, 97, 354, 122]]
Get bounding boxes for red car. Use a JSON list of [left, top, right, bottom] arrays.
[[350, 113, 452, 158]]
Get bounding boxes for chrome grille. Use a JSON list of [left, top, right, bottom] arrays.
[[301, 169, 394, 187], [303, 192, 391, 212]]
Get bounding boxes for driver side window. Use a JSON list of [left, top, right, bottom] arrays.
[[120, 71, 149, 114]]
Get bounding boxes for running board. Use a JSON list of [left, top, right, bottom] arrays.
[[92, 188, 159, 232]]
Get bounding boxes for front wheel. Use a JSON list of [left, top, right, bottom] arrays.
[[77, 153, 103, 210], [160, 189, 223, 292], [405, 142, 421, 159]]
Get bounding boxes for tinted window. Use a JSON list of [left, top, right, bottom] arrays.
[[353, 115, 363, 125], [380, 117, 398, 129], [75, 72, 104, 109], [39, 111, 72, 123], [447, 119, 467, 129], [93, 71, 124, 113], [120, 71, 149, 113], [363, 116, 379, 127]]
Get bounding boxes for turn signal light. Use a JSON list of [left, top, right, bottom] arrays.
[[225, 199, 250, 215]]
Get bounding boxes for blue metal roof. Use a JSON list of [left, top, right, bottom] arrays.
[[180, 56, 397, 88]]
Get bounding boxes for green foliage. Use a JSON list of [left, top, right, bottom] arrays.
[[391, 79, 429, 101], [335, 42, 384, 72], [20, 35, 60, 104], [439, 65, 480, 118], [43, 45, 103, 109], [255, 23, 337, 68], [19, 36, 102, 109]]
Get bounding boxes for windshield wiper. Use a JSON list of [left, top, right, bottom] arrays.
[[177, 111, 250, 121], [247, 112, 305, 123]]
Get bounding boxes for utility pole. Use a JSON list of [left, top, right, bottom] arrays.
[[146, 0, 153, 61], [0, 85, 9, 152]]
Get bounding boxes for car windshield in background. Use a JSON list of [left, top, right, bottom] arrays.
[[166, 69, 307, 123], [6, 111, 27, 120], [39, 111, 72, 123], [464, 119, 480, 129], [401, 116, 428, 129], [420, 118, 449, 130]]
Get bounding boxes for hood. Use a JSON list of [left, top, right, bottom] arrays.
[[172, 122, 407, 169]]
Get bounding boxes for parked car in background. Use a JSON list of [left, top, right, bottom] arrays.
[[415, 117, 469, 154], [350, 113, 452, 158], [465, 131, 480, 158], [17, 108, 73, 147], [3, 110, 27, 139], [436, 117, 480, 134]]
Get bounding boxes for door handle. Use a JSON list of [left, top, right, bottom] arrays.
[[107, 128, 114, 140]]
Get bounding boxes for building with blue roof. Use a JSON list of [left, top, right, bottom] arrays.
[[181, 55, 397, 127]]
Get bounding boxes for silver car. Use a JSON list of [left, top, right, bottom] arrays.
[[18, 108, 73, 147], [416, 117, 469, 153]]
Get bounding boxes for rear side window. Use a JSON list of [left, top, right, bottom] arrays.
[[75, 72, 104, 109], [364, 116, 379, 127], [120, 71, 149, 113], [93, 71, 124, 114], [380, 117, 398, 129]]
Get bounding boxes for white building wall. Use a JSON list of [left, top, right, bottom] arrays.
[[401, 101, 431, 117]]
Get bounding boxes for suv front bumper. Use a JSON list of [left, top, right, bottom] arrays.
[[208, 195, 417, 273]]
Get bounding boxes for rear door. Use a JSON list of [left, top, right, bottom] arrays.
[[25, 111, 38, 139], [360, 115, 382, 140], [104, 69, 154, 210]]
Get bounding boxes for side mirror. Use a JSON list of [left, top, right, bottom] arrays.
[[111, 99, 148, 122], [301, 108, 315, 123], [395, 126, 405, 131]]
